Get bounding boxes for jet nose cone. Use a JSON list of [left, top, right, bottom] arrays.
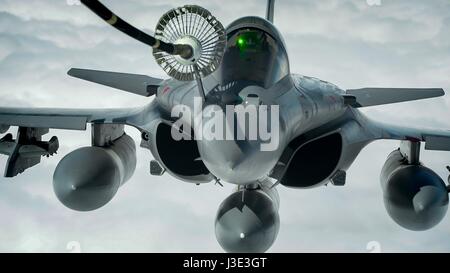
[[198, 138, 277, 183], [196, 104, 283, 184], [215, 190, 280, 253]]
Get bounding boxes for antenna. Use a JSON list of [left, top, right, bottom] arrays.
[[266, 0, 275, 23]]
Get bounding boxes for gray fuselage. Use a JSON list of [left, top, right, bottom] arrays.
[[152, 16, 353, 185]]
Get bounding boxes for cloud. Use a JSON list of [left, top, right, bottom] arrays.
[[0, 0, 450, 253]]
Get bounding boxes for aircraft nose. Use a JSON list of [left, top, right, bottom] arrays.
[[195, 104, 282, 184], [199, 138, 267, 183]]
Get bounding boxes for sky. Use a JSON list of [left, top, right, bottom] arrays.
[[0, 0, 450, 253]]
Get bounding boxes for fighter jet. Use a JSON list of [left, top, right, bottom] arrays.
[[1, 0, 449, 253]]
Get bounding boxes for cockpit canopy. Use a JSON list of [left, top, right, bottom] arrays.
[[216, 17, 290, 89]]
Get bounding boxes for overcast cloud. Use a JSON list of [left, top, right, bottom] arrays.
[[0, 0, 449, 253]]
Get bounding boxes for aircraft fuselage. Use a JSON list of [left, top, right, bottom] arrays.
[[155, 73, 347, 185]]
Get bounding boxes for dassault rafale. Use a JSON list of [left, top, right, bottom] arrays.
[[1, 0, 449, 252]]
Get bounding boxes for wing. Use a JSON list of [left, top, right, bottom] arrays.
[[369, 119, 450, 151], [0, 102, 160, 177], [346, 88, 445, 108], [68, 68, 163, 97], [0, 106, 145, 130], [346, 87, 449, 149]]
